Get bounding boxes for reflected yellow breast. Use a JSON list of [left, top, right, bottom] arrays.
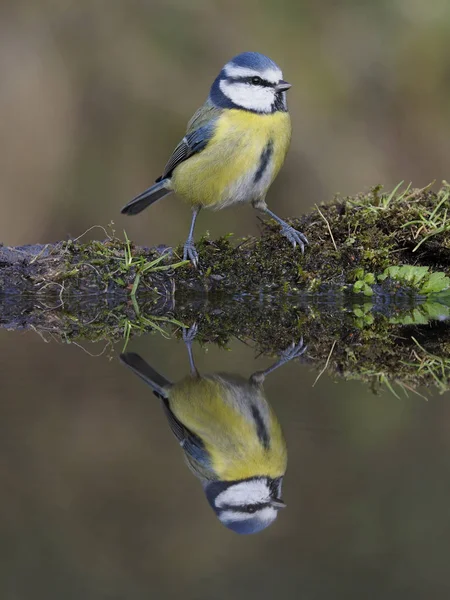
[[169, 376, 287, 481], [171, 110, 291, 209]]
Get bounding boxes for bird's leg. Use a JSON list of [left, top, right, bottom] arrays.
[[182, 322, 199, 376], [256, 203, 308, 253], [183, 206, 201, 267], [250, 338, 307, 384]]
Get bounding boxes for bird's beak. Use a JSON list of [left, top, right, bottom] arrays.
[[276, 80, 291, 92], [271, 498, 287, 509]]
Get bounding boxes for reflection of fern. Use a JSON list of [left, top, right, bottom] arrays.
[[352, 300, 450, 329], [387, 302, 450, 325]]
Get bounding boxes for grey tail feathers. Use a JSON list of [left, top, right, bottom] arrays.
[[120, 353, 172, 398], [121, 179, 172, 216]]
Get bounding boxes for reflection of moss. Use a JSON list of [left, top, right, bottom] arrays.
[[401, 337, 450, 395], [2, 290, 450, 396]]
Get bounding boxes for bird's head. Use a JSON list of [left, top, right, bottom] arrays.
[[210, 51, 291, 114], [205, 476, 286, 534]]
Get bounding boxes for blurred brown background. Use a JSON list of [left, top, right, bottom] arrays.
[[1, 0, 450, 247], [1, 1, 450, 599]]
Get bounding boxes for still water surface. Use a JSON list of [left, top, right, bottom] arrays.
[[1, 321, 450, 599]]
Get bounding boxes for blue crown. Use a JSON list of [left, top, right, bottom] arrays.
[[222, 516, 277, 535], [228, 52, 280, 71]]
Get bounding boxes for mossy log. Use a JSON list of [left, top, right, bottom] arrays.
[[1, 182, 450, 298]]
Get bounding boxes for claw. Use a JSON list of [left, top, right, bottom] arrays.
[[183, 241, 199, 267], [280, 224, 309, 253], [250, 337, 307, 383], [280, 338, 307, 362], [182, 322, 198, 344]]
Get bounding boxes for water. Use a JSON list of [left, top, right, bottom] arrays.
[[1, 299, 450, 599]]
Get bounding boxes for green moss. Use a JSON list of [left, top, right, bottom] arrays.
[[5, 181, 449, 298], [165, 181, 450, 295]]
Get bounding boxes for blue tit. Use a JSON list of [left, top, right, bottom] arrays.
[[121, 51, 308, 266], [120, 326, 307, 534]]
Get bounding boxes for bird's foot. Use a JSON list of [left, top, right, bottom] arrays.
[[182, 323, 199, 376], [250, 337, 307, 384], [279, 338, 307, 364], [280, 224, 308, 253], [183, 239, 199, 267], [182, 322, 198, 344]]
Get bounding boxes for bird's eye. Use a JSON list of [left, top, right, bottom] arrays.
[[246, 505, 257, 514], [251, 76, 262, 85]]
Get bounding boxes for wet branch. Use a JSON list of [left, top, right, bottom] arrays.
[[1, 183, 450, 298]]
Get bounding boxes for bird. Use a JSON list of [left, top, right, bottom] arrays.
[[120, 324, 307, 534], [121, 51, 308, 266]]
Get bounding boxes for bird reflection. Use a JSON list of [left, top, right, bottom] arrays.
[[120, 325, 306, 534]]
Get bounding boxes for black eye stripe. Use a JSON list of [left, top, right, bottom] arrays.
[[227, 76, 275, 88], [221, 503, 270, 513]]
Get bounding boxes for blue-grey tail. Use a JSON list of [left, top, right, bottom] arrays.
[[121, 179, 172, 216], [120, 352, 172, 398]]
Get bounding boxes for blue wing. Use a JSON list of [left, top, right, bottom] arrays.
[[156, 122, 217, 181], [161, 398, 212, 469], [120, 352, 213, 475], [156, 103, 222, 181]]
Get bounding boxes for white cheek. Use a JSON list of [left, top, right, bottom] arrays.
[[220, 506, 277, 523], [215, 480, 270, 508], [219, 80, 275, 113]]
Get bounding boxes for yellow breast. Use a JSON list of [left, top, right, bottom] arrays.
[[171, 110, 291, 209], [169, 376, 287, 481]]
